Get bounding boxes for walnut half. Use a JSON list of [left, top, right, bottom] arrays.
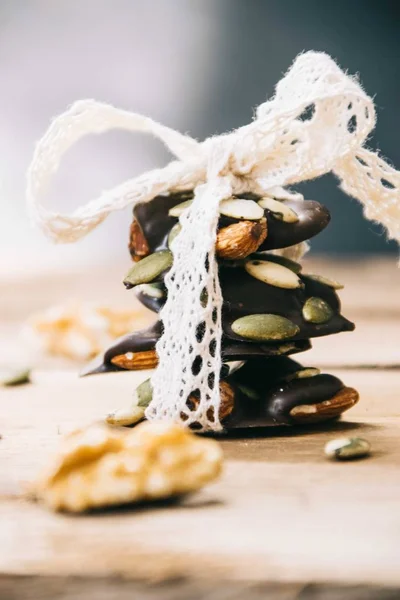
[[32, 422, 223, 512]]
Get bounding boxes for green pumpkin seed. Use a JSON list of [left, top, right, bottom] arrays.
[[219, 198, 264, 221], [302, 297, 334, 324], [231, 314, 299, 342], [324, 437, 371, 461], [258, 197, 299, 223], [253, 253, 302, 274], [236, 383, 260, 400], [274, 343, 297, 355], [168, 199, 193, 217], [304, 273, 344, 290], [245, 259, 301, 289], [0, 367, 31, 387], [136, 378, 153, 408], [168, 223, 182, 247], [123, 250, 173, 287], [286, 367, 320, 381]]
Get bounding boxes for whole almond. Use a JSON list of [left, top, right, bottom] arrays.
[[216, 218, 267, 260], [290, 386, 359, 424], [111, 349, 158, 370], [187, 380, 235, 422], [129, 219, 150, 262]]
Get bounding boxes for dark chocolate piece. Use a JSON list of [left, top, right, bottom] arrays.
[[133, 193, 190, 253], [131, 252, 354, 342], [81, 318, 312, 376], [135, 283, 166, 313], [224, 357, 345, 429], [80, 321, 163, 376], [259, 200, 330, 250], [264, 374, 344, 425], [130, 191, 330, 256], [220, 259, 354, 342]]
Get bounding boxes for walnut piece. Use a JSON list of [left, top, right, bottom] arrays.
[[25, 303, 151, 361], [33, 422, 223, 512]]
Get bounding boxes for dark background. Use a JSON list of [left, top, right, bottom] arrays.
[[195, 0, 400, 254], [1, 0, 399, 275]]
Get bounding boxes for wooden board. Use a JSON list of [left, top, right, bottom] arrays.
[[1, 258, 400, 598]]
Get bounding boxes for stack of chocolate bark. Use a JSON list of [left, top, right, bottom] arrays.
[[84, 189, 359, 430]]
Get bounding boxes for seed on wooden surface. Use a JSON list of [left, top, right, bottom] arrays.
[[245, 259, 301, 289], [123, 250, 173, 288], [136, 378, 153, 407], [0, 367, 31, 386], [107, 405, 145, 427], [258, 197, 299, 223], [231, 314, 299, 341], [219, 198, 264, 221], [324, 437, 371, 461], [302, 297, 334, 324]]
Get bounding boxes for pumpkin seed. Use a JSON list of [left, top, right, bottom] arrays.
[[286, 367, 320, 381], [254, 253, 302, 274], [266, 186, 304, 201], [231, 314, 299, 342], [219, 198, 264, 221], [324, 437, 371, 461], [106, 405, 145, 427], [245, 259, 301, 289], [224, 361, 245, 376], [302, 297, 334, 324], [258, 197, 299, 223], [168, 223, 182, 247], [136, 378, 153, 408], [236, 383, 260, 400], [123, 250, 173, 287], [0, 367, 31, 386], [168, 199, 193, 217], [274, 342, 297, 355], [304, 273, 344, 290], [136, 283, 165, 299]]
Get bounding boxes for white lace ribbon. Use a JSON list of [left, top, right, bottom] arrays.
[[26, 51, 400, 431]]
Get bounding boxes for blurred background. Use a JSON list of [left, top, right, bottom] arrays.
[[0, 0, 399, 278]]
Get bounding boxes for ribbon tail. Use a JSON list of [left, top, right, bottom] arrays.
[[334, 149, 400, 244], [149, 179, 230, 431]]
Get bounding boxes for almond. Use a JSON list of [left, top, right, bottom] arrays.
[[111, 349, 158, 370], [129, 219, 150, 262], [290, 386, 359, 424], [216, 218, 267, 260], [187, 380, 235, 422]]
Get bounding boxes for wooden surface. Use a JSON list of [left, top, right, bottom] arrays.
[[1, 257, 400, 598]]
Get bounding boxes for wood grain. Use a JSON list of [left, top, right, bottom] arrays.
[[0, 258, 399, 597]]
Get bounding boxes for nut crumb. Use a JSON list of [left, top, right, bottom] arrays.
[[24, 303, 150, 361], [32, 422, 223, 512]]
